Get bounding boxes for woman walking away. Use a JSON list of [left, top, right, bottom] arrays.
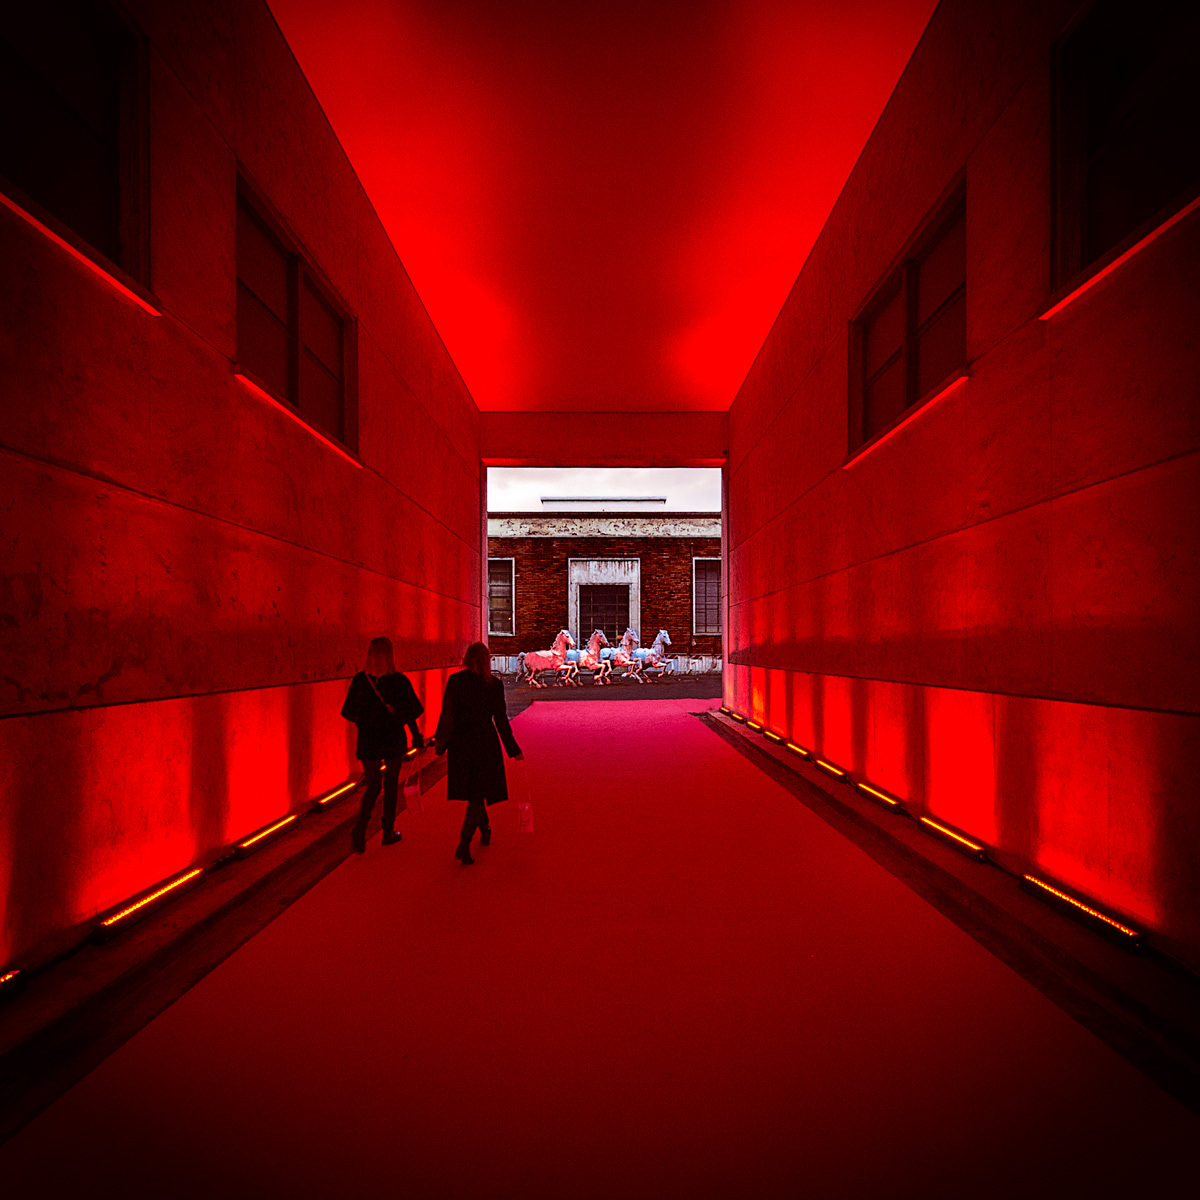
[[342, 636, 424, 854], [435, 642, 523, 865]]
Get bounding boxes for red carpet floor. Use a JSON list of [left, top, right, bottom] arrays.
[[1, 699, 1196, 1198]]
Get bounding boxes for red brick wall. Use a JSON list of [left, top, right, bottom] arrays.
[[488, 536, 722, 657]]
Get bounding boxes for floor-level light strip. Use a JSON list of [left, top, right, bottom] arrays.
[[785, 742, 811, 757], [856, 782, 903, 811], [813, 757, 847, 778], [919, 816, 987, 860], [316, 781, 357, 806], [719, 706, 732, 716], [746, 720, 763, 731], [1021, 875, 1140, 944], [99, 868, 204, 929], [764, 730, 784, 744], [236, 813, 299, 853], [730, 712, 746, 723], [0, 969, 20, 987]]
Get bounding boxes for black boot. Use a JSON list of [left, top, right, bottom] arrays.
[[455, 839, 475, 865], [382, 828, 402, 845]]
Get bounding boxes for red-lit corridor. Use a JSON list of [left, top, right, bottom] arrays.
[[0, 700, 1195, 1198]]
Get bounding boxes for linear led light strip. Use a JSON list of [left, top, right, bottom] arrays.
[[237, 813, 299, 851], [0, 969, 20, 987], [100, 868, 204, 929], [785, 742, 811, 757], [0, 189, 161, 315], [1040, 194, 1200, 320], [842, 372, 968, 469], [316, 781, 358, 806], [763, 730, 784, 744], [234, 373, 363, 469], [813, 757, 847, 778], [729, 712, 746, 723], [856, 781, 903, 811], [919, 815, 987, 859], [746, 720, 763, 731], [1022, 875, 1139, 941]]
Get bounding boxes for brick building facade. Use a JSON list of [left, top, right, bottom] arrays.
[[487, 513, 722, 660]]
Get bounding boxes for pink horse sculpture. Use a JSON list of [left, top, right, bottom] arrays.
[[610, 627, 642, 682], [517, 629, 575, 688], [578, 629, 612, 684]]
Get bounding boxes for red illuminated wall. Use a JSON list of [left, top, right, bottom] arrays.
[[725, 0, 1200, 969], [0, 1, 481, 967]]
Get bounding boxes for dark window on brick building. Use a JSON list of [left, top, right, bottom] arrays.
[[855, 198, 966, 449], [693, 559, 721, 635], [237, 190, 348, 445], [1054, 0, 1200, 284], [488, 559, 514, 636], [579, 585, 629, 645], [0, 0, 145, 274]]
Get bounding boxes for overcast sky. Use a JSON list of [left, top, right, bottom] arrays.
[[487, 467, 721, 511]]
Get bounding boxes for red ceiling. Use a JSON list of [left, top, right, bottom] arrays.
[[269, 0, 937, 412]]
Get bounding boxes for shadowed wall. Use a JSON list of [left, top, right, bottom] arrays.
[[0, 0, 480, 966], [725, 0, 1200, 969]]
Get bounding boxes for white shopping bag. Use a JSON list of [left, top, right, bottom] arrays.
[[403, 752, 423, 814], [515, 758, 533, 833]]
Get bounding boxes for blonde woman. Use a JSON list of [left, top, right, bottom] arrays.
[[434, 642, 522, 864], [341, 637, 424, 853]]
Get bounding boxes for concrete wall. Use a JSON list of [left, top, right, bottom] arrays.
[[482, 411, 727, 467], [0, 0, 481, 966], [725, 0, 1200, 968]]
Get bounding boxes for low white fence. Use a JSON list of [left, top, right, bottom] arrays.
[[491, 654, 721, 676]]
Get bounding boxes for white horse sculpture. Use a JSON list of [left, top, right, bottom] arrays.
[[610, 627, 641, 681], [636, 629, 674, 680], [517, 629, 575, 687], [578, 629, 612, 684]]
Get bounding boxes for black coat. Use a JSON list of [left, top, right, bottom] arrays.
[[341, 671, 424, 760], [434, 671, 521, 803]]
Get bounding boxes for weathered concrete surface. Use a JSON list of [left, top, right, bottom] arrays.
[[0, 0, 481, 967], [725, 0, 1200, 969]]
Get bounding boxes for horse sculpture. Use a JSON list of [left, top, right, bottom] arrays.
[[517, 629, 575, 687], [610, 627, 641, 681], [577, 629, 612, 684], [634, 629, 674, 680]]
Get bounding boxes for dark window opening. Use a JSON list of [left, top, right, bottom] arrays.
[[1055, 0, 1200, 283], [579, 585, 629, 646], [236, 191, 347, 445], [488, 560, 514, 636], [0, 0, 143, 273], [694, 560, 722, 636], [857, 199, 966, 448]]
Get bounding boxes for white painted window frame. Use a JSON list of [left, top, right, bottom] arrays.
[[567, 558, 640, 645], [692, 556, 722, 636], [487, 557, 516, 637]]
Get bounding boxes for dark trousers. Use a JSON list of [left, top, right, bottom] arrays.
[[355, 758, 401, 838], [459, 799, 490, 845]]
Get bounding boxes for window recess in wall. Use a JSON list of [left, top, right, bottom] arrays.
[[693, 558, 722, 636], [235, 185, 357, 459], [847, 193, 966, 464], [0, 0, 153, 305], [488, 559, 515, 636], [1049, 0, 1200, 314]]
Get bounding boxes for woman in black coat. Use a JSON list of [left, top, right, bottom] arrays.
[[341, 636, 424, 853], [435, 642, 522, 865]]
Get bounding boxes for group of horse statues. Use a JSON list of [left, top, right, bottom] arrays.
[[516, 628, 673, 687]]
